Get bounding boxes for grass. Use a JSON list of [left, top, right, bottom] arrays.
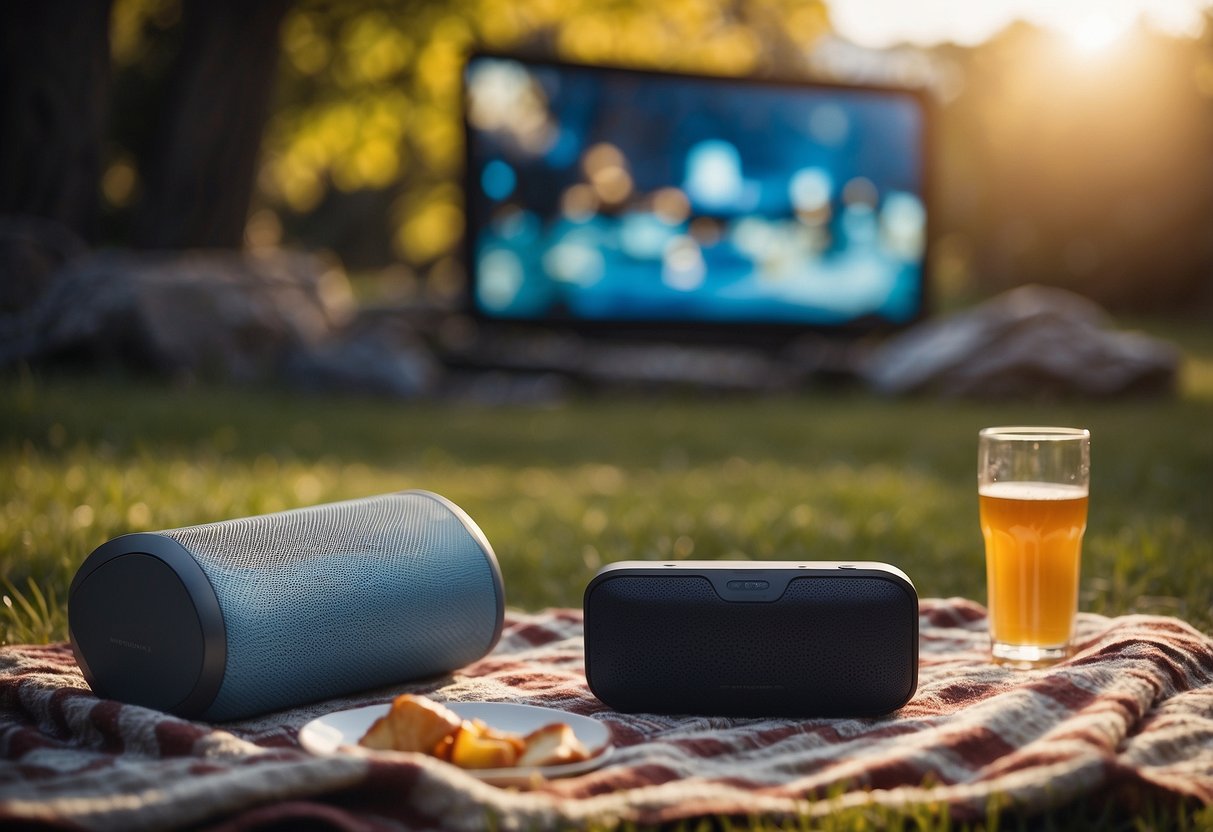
[[1, 320, 1211, 829], [3, 362, 1211, 643]]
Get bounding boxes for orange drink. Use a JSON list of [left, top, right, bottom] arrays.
[[978, 427, 1090, 667], [979, 481, 1088, 649]]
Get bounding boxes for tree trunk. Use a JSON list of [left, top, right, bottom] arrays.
[[135, 0, 292, 249], [0, 0, 113, 240]]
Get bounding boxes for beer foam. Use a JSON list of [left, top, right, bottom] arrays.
[[979, 481, 1088, 500]]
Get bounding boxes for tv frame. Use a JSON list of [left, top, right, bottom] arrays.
[[460, 51, 934, 347]]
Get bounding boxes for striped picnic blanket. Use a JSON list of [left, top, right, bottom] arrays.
[[1, 599, 1211, 830]]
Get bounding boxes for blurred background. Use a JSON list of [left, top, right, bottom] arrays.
[[3, 0, 1212, 648], [4, 0, 1212, 316]]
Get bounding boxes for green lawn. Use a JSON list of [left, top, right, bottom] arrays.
[[3, 322, 1211, 644], [2, 324, 1212, 830]]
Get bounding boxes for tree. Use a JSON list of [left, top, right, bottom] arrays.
[[134, 0, 293, 248], [0, 0, 114, 241]]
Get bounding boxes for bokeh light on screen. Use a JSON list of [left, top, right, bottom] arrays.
[[466, 59, 555, 153], [480, 250, 525, 310], [789, 168, 833, 214], [465, 56, 927, 325], [621, 212, 675, 260], [561, 184, 599, 221], [685, 140, 747, 212], [663, 236, 707, 291], [544, 232, 606, 286], [881, 193, 927, 261], [481, 160, 516, 201], [652, 187, 691, 225], [808, 103, 851, 146], [582, 143, 634, 205]]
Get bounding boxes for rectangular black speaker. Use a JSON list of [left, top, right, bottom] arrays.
[[583, 561, 918, 718]]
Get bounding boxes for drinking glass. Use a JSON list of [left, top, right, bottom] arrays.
[[978, 426, 1090, 667]]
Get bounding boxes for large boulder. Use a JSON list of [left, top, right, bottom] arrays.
[[0, 248, 437, 397], [0, 215, 87, 315], [862, 285, 1180, 397]]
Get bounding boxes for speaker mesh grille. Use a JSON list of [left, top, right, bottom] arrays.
[[161, 491, 501, 720], [585, 573, 917, 717]]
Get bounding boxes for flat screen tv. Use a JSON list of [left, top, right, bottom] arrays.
[[462, 53, 930, 342]]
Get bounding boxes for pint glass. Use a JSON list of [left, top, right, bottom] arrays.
[[978, 427, 1090, 667]]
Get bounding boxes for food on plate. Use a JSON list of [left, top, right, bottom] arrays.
[[358, 693, 461, 753], [516, 722, 592, 767], [356, 694, 593, 770], [450, 719, 524, 768]]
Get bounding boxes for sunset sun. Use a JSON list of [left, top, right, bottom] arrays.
[[824, 0, 1211, 48]]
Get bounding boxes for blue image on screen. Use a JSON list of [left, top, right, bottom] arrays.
[[465, 56, 927, 327]]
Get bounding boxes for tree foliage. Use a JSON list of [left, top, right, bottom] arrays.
[[98, 0, 1213, 311], [260, 0, 830, 281], [931, 20, 1213, 311]]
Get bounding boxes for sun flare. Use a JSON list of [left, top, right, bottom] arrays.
[[1062, 12, 1135, 54], [824, 0, 1212, 49]]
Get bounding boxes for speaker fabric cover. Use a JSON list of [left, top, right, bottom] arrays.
[[69, 491, 504, 721], [584, 561, 918, 717]]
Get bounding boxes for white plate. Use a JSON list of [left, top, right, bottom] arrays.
[[298, 701, 612, 786]]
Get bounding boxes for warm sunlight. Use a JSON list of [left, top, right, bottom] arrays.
[[1067, 14, 1131, 54], [824, 0, 1212, 47]]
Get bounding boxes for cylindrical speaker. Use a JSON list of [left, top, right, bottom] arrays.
[[69, 490, 505, 721]]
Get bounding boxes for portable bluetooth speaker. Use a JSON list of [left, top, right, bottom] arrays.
[[69, 490, 505, 721], [584, 561, 918, 717]]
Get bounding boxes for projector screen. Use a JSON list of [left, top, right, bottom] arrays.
[[463, 53, 929, 335]]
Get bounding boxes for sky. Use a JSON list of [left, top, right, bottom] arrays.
[[823, 0, 1213, 49]]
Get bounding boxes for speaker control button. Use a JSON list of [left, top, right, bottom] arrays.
[[726, 580, 769, 591]]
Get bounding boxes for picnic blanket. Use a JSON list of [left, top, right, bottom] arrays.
[[2, 598, 1211, 831]]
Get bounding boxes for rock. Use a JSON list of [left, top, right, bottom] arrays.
[[281, 306, 438, 398], [861, 285, 1180, 398], [0, 215, 87, 315], [0, 248, 437, 398]]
